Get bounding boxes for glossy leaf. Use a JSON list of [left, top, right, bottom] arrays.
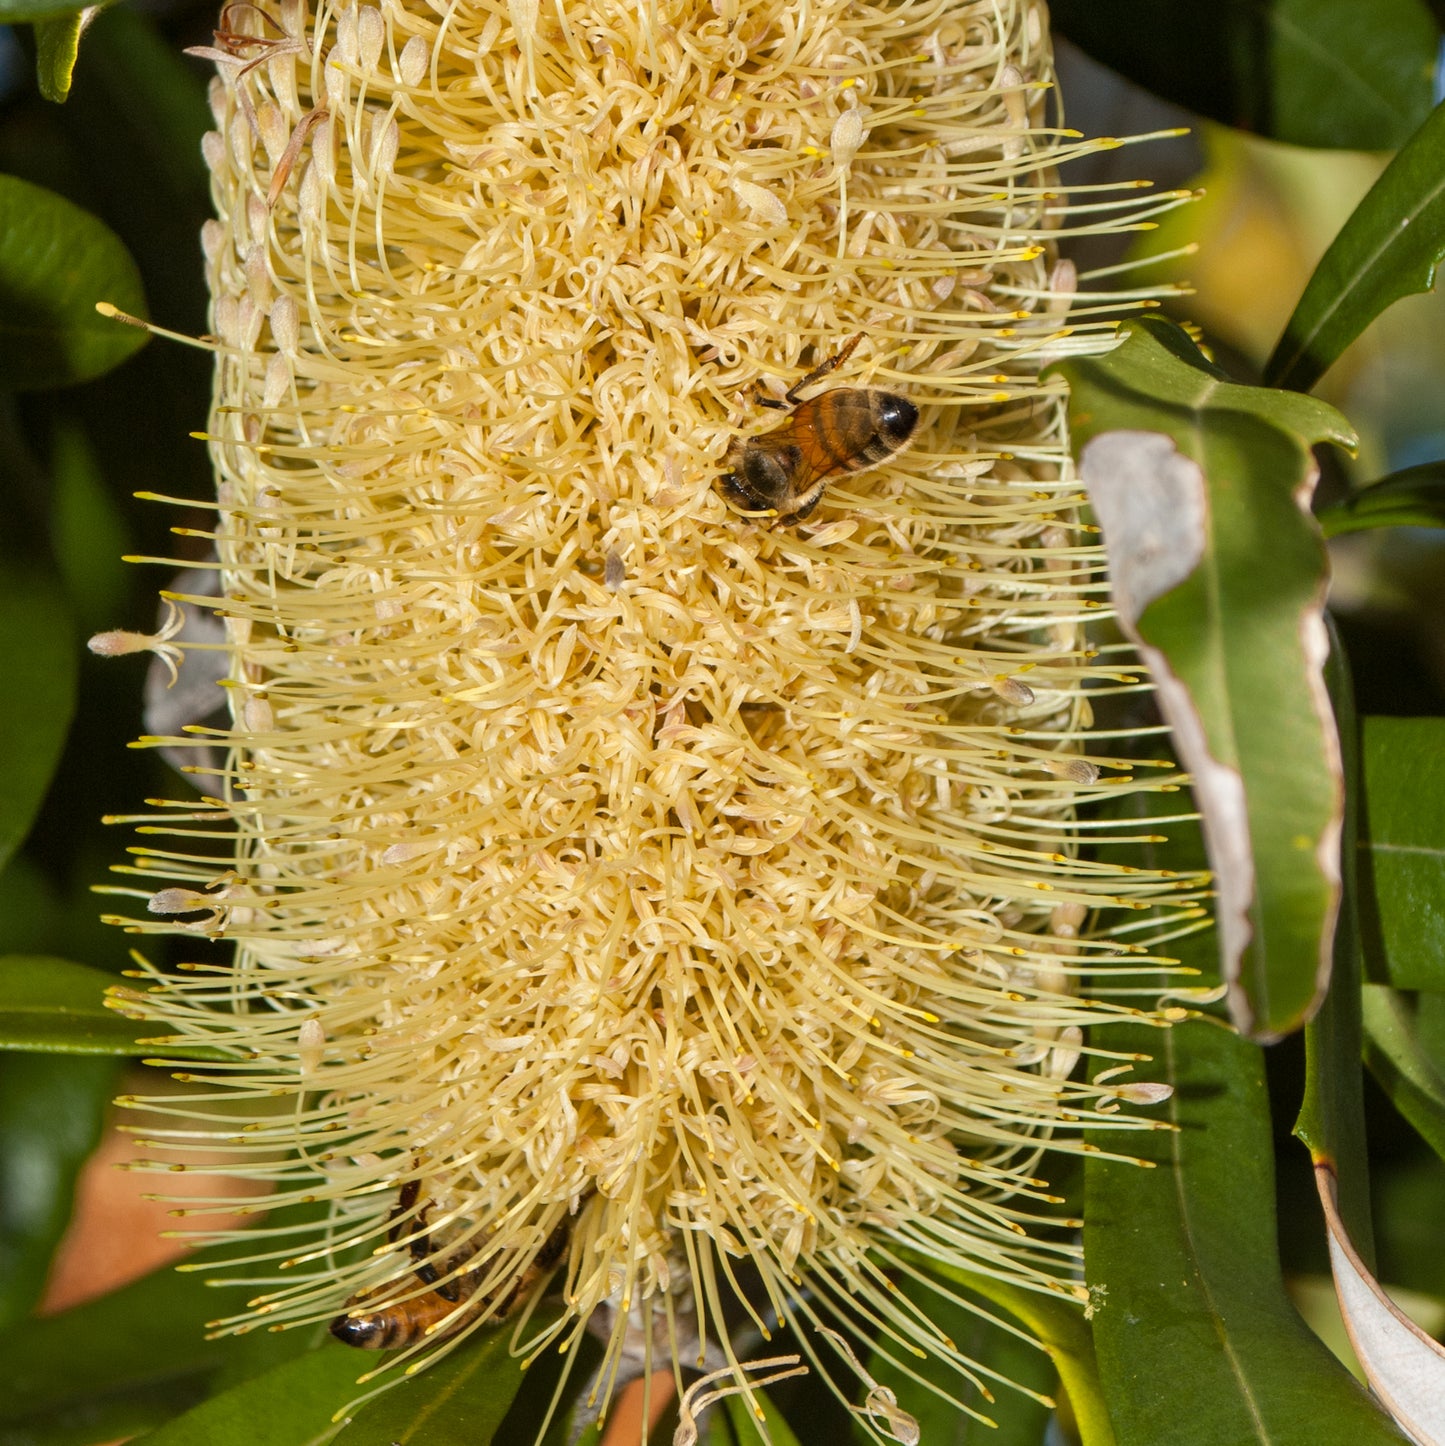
[[1051, 0, 1438, 150], [1, 1263, 240, 1437], [1296, 623, 1374, 1250], [1266, 98, 1445, 392], [920, 1264, 1111, 1446], [34, 9, 84, 103], [0, 1197, 338, 1442], [1362, 985, 1445, 1160], [1357, 716, 1445, 990], [856, 1266, 1056, 1446], [0, 174, 148, 391], [0, 1051, 118, 1327], [1317, 463, 1445, 537], [0, 954, 222, 1056], [0, 568, 76, 877], [330, 1323, 540, 1446], [1051, 316, 1354, 1039], [713, 1388, 805, 1446], [1086, 1013, 1408, 1445], [128, 1345, 362, 1446]]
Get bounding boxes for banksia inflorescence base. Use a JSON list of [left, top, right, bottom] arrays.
[[103, 0, 1192, 1437]]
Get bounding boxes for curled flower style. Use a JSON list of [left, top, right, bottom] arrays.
[[103, 0, 1198, 1437]]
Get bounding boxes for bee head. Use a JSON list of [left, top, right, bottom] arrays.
[[329, 1309, 392, 1348], [876, 394, 918, 447]]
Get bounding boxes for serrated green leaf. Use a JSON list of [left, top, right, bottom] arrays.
[[0, 954, 223, 1056], [1357, 716, 1445, 991], [1317, 464, 1445, 537], [34, 10, 84, 103], [1087, 1013, 1407, 1446], [1267, 98, 1445, 392], [128, 1345, 361, 1446], [0, 174, 147, 390], [0, 1051, 118, 1327], [0, 568, 76, 877], [1051, 0, 1438, 150], [1049, 315, 1354, 1040], [1362, 985, 1445, 1160]]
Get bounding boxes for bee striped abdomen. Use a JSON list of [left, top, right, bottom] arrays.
[[805, 389, 916, 475]]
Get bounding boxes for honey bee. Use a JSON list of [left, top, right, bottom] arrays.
[[329, 1179, 574, 1350], [719, 332, 918, 524]]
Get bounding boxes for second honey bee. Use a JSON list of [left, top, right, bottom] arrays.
[[329, 1178, 574, 1351], [719, 332, 918, 525]]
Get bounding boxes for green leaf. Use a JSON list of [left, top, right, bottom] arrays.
[[1266, 98, 1445, 392], [854, 1267, 1054, 1446], [0, 954, 223, 1057], [1050, 316, 1354, 1039], [713, 1388, 804, 1446], [0, 1263, 239, 1434], [1086, 1015, 1408, 1445], [0, 0, 111, 20], [1362, 985, 1445, 1160], [128, 1345, 362, 1446], [48, 418, 133, 629], [1357, 716, 1445, 991], [929, 1268, 1113, 1446], [1051, 0, 1438, 150], [0, 855, 62, 957], [0, 568, 77, 877], [0, 173, 148, 390], [34, 10, 85, 103], [0, 1051, 118, 1327], [1295, 624, 1374, 1250], [331, 1317, 551, 1446], [1317, 463, 1445, 537], [0, 1199, 353, 1443], [1376, 1153, 1445, 1299]]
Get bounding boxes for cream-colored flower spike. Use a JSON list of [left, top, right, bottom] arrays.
[[103, 0, 1196, 1437]]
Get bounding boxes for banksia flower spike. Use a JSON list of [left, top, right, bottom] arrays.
[[100, 0, 1195, 1437]]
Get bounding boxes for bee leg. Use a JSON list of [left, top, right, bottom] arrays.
[[779, 483, 827, 526], [389, 1178, 463, 1301], [784, 331, 864, 405]]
